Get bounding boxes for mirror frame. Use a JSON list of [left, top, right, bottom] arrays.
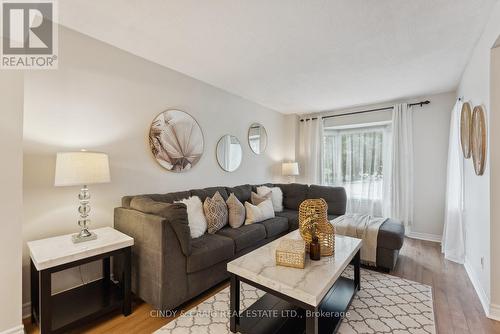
[[248, 122, 268, 155], [216, 134, 243, 172]]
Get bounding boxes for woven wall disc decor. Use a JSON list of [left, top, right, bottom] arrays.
[[471, 105, 487, 176], [460, 102, 472, 159], [299, 198, 334, 256]]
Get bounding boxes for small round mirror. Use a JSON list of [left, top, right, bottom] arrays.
[[216, 135, 242, 172], [248, 123, 267, 154]]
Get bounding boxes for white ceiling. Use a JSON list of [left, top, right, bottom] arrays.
[[58, 0, 498, 114]]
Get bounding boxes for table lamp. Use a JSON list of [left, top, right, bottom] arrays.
[[282, 162, 299, 183], [55, 151, 110, 243]]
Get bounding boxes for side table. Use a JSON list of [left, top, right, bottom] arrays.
[[28, 227, 134, 334]]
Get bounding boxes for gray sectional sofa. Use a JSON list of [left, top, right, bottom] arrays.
[[114, 183, 404, 311]]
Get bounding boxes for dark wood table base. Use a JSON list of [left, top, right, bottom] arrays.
[[31, 247, 132, 334], [230, 250, 360, 334]]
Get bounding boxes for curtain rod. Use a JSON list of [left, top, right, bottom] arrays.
[[299, 100, 430, 122]]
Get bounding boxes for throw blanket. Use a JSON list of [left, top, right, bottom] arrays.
[[332, 214, 387, 266]]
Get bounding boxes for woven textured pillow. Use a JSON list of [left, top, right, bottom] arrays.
[[204, 191, 228, 233], [226, 193, 245, 228], [251, 191, 271, 205]]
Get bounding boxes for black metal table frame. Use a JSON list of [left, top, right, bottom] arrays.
[[230, 249, 360, 334], [30, 246, 132, 334]]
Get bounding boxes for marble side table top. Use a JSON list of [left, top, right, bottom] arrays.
[[28, 227, 134, 271], [227, 229, 362, 307]]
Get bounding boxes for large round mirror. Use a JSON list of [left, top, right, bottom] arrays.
[[216, 135, 242, 172], [248, 123, 267, 154]]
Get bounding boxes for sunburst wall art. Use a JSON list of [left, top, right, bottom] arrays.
[[149, 109, 204, 172]]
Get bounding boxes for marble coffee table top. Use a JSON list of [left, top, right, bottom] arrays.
[[227, 230, 362, 307], [28, 227, 134, 270]]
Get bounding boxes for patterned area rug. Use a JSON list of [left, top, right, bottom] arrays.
[[155, 267, 435, 334]]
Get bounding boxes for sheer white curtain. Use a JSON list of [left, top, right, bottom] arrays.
[[390, 103, 414, 231], [323, 125, 391, 216], [442, 100, 465, 263], [298, 118, 323, 184]]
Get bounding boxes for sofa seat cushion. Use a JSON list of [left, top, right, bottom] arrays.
[[378, 219, 405, 250], [275, 209, 299, 230], [187, 234, 234, 273], [216, 224, 266, 252], [257, 217, 289, 238]]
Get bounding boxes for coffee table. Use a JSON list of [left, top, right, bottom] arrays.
[[227, 230, 362, 334]]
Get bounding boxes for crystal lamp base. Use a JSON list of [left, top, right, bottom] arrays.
[[72, 231, 97, 243]]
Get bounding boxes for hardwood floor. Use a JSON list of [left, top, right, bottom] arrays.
[[24, 238, 500, 334]]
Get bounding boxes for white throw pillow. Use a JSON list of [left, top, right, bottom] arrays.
[[244, 199, 275, 224], [257, 186, 283, 212], [175, 196, 207, 238]]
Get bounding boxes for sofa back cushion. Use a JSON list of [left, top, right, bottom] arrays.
[[149, 191, 191, 203], [225, 184, 252, 203], [190, 187, 229, 202], [275, 183, 309, 210], [307, 185, 347, 215], [129, 196, 192, 255], [130, 196, 175, 216]]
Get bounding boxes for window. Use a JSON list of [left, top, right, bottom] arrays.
[[323, 123, 391, 216]]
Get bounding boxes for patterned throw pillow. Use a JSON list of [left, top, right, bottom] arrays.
[[251, 191, 271, 205], [204, 191, 229, 234], [226, 193, 245, 228]]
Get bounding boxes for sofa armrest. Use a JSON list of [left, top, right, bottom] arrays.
[[114, 207, 167, 309], [114, 207, 189, 309]]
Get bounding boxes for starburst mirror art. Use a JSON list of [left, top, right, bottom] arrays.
[[149, 110, 204, 172]]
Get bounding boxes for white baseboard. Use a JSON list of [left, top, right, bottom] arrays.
[[406, 231, 442, 243], [0, 325, 24, 334], [490, 303, 500, 321], [463, 260, 500, 321]]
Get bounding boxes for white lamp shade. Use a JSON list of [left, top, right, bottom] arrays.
[[55, 152, 111, 186], [282, 162, 299, 176]]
